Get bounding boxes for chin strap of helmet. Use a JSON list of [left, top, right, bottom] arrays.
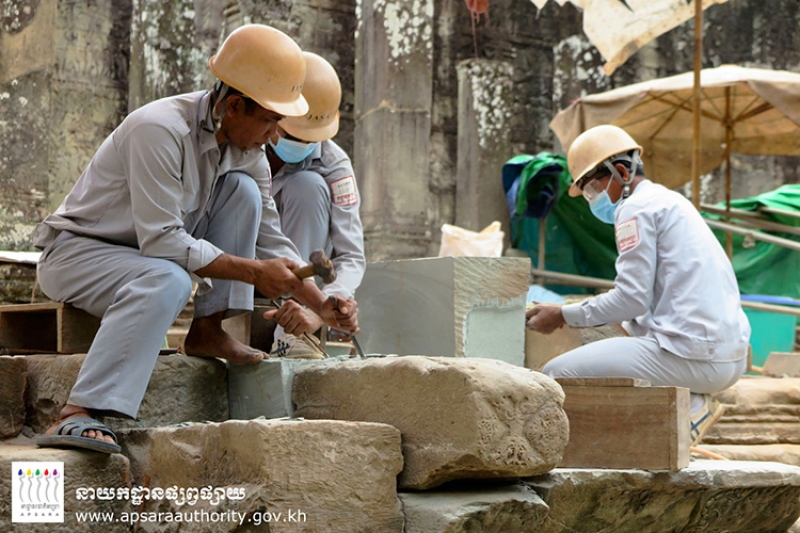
[[601, 149, 641, 200], [210, 80, 231, 132]]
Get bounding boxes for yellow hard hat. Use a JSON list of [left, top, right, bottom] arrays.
[[567, 125, 643, 197], [209, 24, 308, 117], [279, 52, 341, 143]]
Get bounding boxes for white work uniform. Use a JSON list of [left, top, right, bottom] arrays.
[[33, 91, 302, 418], [271, 140, 365, 298], [544, 179, 750, 394]]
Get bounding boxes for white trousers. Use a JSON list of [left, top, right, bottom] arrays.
[[542, 336, 746, 395], [37, 173, 261, 418]]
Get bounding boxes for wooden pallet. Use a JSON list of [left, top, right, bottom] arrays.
[[0, 302, 100, 354], [556, 376, 690, 470]]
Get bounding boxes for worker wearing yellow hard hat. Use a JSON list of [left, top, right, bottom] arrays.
[[526, 124, 750, 447], [33, 25, 359, 454], [263, 52, 366, 359]]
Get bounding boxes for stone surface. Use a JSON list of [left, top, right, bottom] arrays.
[[355, 0, 435, 259], [293, 355, 569, 490], [764, 352, 800, 377], [23, 353, 227, 434], [0, 444, 131, 532], [455, 59, 514, 249], [526, 460, 800, 533], [707, 376, 800, 445], [399, 483, 548, 533], [357, 257, 529, 365], [698, 444, 800, 467], [0, 356, 27, 438], [118, 418, 404, 533], [228, 355, 355, 420]]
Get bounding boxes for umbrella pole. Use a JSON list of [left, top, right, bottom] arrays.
[[691, 0, 703, 209], [724, 87, 733, 260]]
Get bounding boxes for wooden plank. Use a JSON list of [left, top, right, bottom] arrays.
[[559, 384, 690, 470], [57, 306, 101, 353], [555, 377, 652, 388], [0, 302, 99, 354]]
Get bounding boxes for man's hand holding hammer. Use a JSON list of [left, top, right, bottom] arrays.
[[262, 249, 360, 336]]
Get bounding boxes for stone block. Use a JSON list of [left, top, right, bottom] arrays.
[[557, 377, 690, 470], [118, 419, 404, 533], [707, 377, 800, 445], [399, 483, 548, 533], [526, 460, 800, 533], [24, 354, 227, 434], [293, 355, 569, 490], [697, 444, 800, 466], [0, 356, 27, 438], [525, 323, 623, 371], [357, 257, 529, 365], [764, 352, 800, 377], [0, 444, 131, 533], [227, 356, 354, 420]]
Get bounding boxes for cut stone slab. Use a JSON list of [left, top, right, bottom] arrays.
[[228, 355, 354, 420], [399, 483, 548, 533], [526, 460, 800, 533], [698, 444, 800, 467], [356, 257, 530, 365], [764, 352, 800, 377], [24, 353, 227, 434], [0, 356, 27, 438], [293, 355, 569, 490], [0, 444, 131, 532], [117, 418, 404, 533]]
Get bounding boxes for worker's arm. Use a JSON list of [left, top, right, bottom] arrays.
[[526, 304, 566, 334], [194, 253, 303, 299], [264, 281, 360, 335], [561, 210, 657, 328]]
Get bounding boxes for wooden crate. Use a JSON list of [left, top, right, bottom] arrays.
[[0, 302, 100, 354], [557, 377, 690, 470]]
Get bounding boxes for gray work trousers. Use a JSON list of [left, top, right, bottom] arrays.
[[274, 170, 332, 262], [542, 336, 746, 395], [36, 173, 260, 418]]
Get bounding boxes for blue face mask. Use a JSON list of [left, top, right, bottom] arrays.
[[589, 190, 621, 225], [269, 137, 318, 163]]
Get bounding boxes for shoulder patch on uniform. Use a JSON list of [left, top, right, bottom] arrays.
[[615, 217, 640, 252], [330, 175, 358, 207]]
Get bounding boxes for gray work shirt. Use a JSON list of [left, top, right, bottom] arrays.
[[33, 91, 302, 274], [561, 180, 751, 362], [271, 140, 366, 298]]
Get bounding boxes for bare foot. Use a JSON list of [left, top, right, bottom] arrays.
[[44, 405, 116, 445], [183, 312, 266, 364]]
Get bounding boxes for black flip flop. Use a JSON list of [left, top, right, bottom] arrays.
[[35, 417, 122, 454]]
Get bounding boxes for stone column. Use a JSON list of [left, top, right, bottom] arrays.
[[455, 59, 514, 247], [0, 0, 131, 247], [354, 0, 435, 260]]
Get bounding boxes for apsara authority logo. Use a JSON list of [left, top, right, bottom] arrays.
[[12, 461, 64, 523]]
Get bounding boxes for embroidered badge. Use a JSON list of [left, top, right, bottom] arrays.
[[616, 218, 640, 252], [331, 175, 358, 207]]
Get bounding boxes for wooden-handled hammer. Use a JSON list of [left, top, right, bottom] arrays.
[[292, 249, 337, 284]]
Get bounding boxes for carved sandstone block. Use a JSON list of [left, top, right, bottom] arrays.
[[293, 355, 569, 489]]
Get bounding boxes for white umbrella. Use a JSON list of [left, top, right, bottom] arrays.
[[530, 0, 729, 75]]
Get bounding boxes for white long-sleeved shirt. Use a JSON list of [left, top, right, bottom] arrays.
[[271, 140, 366, 298], [561, 179, 751, 362], [33, 91, 302, 271]]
